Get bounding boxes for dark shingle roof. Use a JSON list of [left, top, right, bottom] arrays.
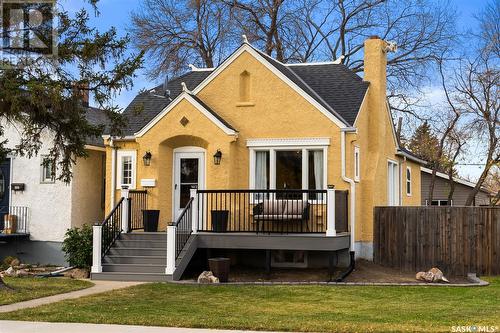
[[287, 64, 369, 125], [251, 47, 367, 126], [120, 70, 212, 135], [115, 45, 370, 135], [189, 94, 237, 132], [85, 107, 111, 147]]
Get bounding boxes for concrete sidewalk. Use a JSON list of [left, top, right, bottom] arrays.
[[0, 321, 292, 333], [0, 280, 142, 313]]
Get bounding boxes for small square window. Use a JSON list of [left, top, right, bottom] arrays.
[[41, 157, 55, 183]]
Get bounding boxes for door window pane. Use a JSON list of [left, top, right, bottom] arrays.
[[180, 158, 199, 208], [276, 150, 302, 189]]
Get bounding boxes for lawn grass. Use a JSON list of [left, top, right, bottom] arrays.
[[1, 277, 499, 332], [0, 277, 93, 306]]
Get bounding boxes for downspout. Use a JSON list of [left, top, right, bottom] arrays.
[[341, 128, 357, 250], [335, 127, 357, 282], [110, 138, 117, 209]]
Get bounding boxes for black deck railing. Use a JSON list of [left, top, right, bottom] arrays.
[[172, 197, 193, 259], [101, 197, 124, 258], [0, 206, 29, 234], [128, 190, 147, 231], [197, 189, 331, 234]]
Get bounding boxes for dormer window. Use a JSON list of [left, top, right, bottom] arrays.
[[238, 70, 252, 105]]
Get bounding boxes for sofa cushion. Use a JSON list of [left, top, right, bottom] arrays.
[[262, 200, 285, 214], [283, 200, 307, 215], [253, 214, 304, 220]]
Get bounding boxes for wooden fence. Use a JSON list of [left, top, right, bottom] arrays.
[[374, 206, 500, 276]]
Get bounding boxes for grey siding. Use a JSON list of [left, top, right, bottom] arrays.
[[421, 172, 491, 206]]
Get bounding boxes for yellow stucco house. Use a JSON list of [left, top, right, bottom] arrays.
[[92, 36, 425, 281]]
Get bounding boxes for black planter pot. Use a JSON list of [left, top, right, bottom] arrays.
[[208, 257, 230, 282], [211, 210, 229, 232], [142, 210, 160, 232]]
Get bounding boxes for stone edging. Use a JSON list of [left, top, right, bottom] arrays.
[[169, 273, 489, 287]]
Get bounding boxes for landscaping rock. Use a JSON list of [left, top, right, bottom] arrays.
[[197, 271, 220, 284], [416, 268, 449, 283], [68, 268, 90, 279], [15, 269, 30, 277], [3, 266, 16, 277]]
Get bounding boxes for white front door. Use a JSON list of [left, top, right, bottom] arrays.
[[173, 149, 205, 221]]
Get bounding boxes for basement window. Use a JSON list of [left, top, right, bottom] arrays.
[[271, 250, 308, 268]]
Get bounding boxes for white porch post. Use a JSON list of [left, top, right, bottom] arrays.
[[190, 187, 198, 234], [91, 224, 103, 273], [121, 186, 130, 233], [166, 224, 177, 275], [326, 185, 336, 237]]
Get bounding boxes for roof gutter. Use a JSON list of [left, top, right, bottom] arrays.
[[396, 149, 427, 165]]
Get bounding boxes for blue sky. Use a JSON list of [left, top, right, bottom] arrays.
[[61, 0, 492, 180]]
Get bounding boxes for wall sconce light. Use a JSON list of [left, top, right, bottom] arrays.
[[143, 151, 152, 166], [213, 150, 222, 165]]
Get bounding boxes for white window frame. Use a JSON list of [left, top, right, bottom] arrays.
[[40, 155, 55, 184], [116, 150, 137, 189], [387, 159, 400, 206], [427, 199, 453, 206], [354, 146, 360, 182], [406, 166, 412, 196], [249, 144, 328, 203]]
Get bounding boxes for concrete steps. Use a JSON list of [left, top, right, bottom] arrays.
[[92, 232, 170, 282]]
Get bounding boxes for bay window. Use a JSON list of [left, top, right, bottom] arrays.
[[250, 145, 327, 193]]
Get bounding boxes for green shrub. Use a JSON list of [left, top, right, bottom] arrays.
[[62, 225, 93, 269]]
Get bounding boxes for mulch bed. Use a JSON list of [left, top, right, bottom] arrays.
[[186, 260, 472, 284]]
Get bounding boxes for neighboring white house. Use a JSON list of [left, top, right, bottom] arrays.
[[0, 108, 107, 265]]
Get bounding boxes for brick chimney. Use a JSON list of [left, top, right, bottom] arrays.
[[73, 82, 90, 107], [364, 36, 389, 151]]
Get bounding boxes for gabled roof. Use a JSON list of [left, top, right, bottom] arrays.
[[121, 71, 212, 135], [134, 92, 237, 137], [116, 43, 370, 136]]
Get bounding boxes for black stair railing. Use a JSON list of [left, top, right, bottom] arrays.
[[172, 197, 193, 259], [101, 197, 124, 259]]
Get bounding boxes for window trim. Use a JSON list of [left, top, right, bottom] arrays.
[[387, 159, 400, 206], [116, 150, 137, 190], [354, 146, 360, 182], [249, 145, 328, 202], [40, 156, 56, 184], [406, 166, 412, 196]]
